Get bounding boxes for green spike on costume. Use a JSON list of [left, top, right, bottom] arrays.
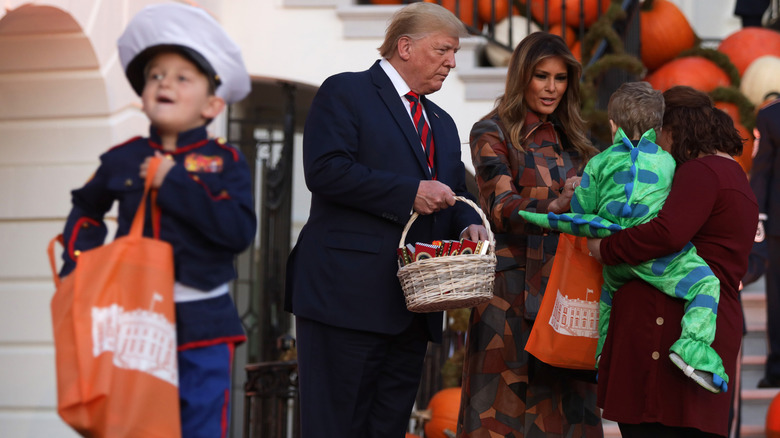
[[519, 128, 728, 393]]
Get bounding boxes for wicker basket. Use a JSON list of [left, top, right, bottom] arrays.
[[397, 196, 496, 313]]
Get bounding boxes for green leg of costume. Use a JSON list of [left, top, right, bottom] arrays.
[[602, 243, 727, 391]]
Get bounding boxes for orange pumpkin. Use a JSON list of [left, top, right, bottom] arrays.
[[424, 387, 461, 438], [715, 102, 754, 173], [767, 390, 780, 438], [425, 0, 479, 28], [718, 27, 780, 76], [548, 23, 577, 48], [639, 0, 696, 72], [529, 0, 611, 28], [646, 57, 731, 93], [478, 0, 522, 24]]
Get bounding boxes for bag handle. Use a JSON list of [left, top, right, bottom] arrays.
[[48, 235, 64, 288], [129, 156, 163, 239], [48, 157, 164, 287]]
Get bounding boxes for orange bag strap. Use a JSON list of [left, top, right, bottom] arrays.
[[560, 233, 589, 255], [47, 234, 64, 288], [128, 157, 163, 239]]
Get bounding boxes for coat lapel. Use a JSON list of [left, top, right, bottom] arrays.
[[370, 62, 433, 179]]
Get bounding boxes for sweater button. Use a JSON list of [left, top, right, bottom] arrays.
[[652, 351, 660, 360], [656, 317, 664, 326]]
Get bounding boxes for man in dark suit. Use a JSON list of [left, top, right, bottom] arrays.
[[734, 0, 770, 27], [754, 97, 780, 388], [284, 2, 487, 437]]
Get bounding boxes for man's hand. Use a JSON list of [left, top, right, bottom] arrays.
[[140, 151, 175, 188], [414, 180, 456, 215], [460, 224, 489, 241]]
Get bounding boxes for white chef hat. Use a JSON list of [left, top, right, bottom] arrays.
[[117, 3, 251, 104]]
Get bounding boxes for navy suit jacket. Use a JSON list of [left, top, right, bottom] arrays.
[[752, 99, 780, 237], [284, 61, 479, 341]]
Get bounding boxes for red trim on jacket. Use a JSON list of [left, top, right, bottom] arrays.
[[217, 141, 239, 162], [148, 138, 210, 154], [67, 217, 101, 260], [177, 335, 246, 352], [189, 175, 232, 200]]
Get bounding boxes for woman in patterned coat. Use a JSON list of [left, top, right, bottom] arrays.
[[457, 32, 602, 437]]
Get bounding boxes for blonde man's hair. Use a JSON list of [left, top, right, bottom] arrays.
[[608, 81, 664, 140], [378, 2, 468, 58]]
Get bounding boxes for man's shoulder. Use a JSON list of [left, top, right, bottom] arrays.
[[759, 99, 780, 118], [101, 136, 146, 159], [322, 66, 374, 88]]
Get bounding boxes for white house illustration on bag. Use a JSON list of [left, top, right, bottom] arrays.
[[91, 292, 178, 386], [548, 289, 599, 338]]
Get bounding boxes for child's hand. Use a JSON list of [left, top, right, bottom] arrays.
[[140, 151, 175, 188], [549, 176, 582, 214]]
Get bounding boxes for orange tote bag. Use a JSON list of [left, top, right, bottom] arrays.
[[525, 233, 604, 370], [48, 157, 181, 438]]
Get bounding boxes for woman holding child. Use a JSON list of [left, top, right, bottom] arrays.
[[456, 32, 602, 437], [591, 85, 758, 437]]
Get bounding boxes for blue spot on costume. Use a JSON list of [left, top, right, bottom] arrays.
[[519, 128, 727, 391]]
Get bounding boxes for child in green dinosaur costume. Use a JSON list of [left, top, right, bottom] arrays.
[[519, 82, 727, 393]]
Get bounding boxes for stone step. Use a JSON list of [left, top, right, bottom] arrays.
[[603, 421, 770, 437]]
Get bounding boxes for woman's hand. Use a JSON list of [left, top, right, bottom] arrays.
[[548, 176, 581, 214], [587, 238, 603, 263]]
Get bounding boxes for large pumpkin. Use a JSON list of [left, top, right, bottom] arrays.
[[424, 387, 461, 438], [714, 102, 753, 173], [646, 57, 731, 93], [718, 27, 780, 76], [767, 390, 780, 438], [425, 0, 478, 28], [478, 0, 522, 24], [548, 23, 577, 48], [639, 0, 696, 72], [740, 55, 780, 106], [529, 0, 611, 28]]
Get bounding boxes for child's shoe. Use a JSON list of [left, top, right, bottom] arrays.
[[669, 352, 727, 393]]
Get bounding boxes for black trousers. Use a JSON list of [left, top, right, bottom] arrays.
[[295, 315, 429, 438], [618, 422, 720, 438]]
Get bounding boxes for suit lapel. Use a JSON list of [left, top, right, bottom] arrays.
[[370, 63, 433, 179]]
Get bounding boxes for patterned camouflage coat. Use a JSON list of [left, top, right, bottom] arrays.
[[457, 112, 603, 438]]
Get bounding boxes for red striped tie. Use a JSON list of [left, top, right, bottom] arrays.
[[405, 92, 435, 178]]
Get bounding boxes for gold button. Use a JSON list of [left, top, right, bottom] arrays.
[[74, 250, 81, 257], [652, 351, 660, 360], [192, 175, 200, 181], [656, 317, 664, 326], [81, 222, 89, 228], [125, 178, 133, 187]]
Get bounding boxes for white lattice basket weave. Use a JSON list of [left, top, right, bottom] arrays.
[[397, 196, 496, 313]]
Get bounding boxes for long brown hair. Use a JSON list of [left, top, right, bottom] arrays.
[[662, 86, 745, 164], [488, 32, 597, 161]]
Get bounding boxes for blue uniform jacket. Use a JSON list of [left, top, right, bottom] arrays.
[[61, 125, 256, 347]]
